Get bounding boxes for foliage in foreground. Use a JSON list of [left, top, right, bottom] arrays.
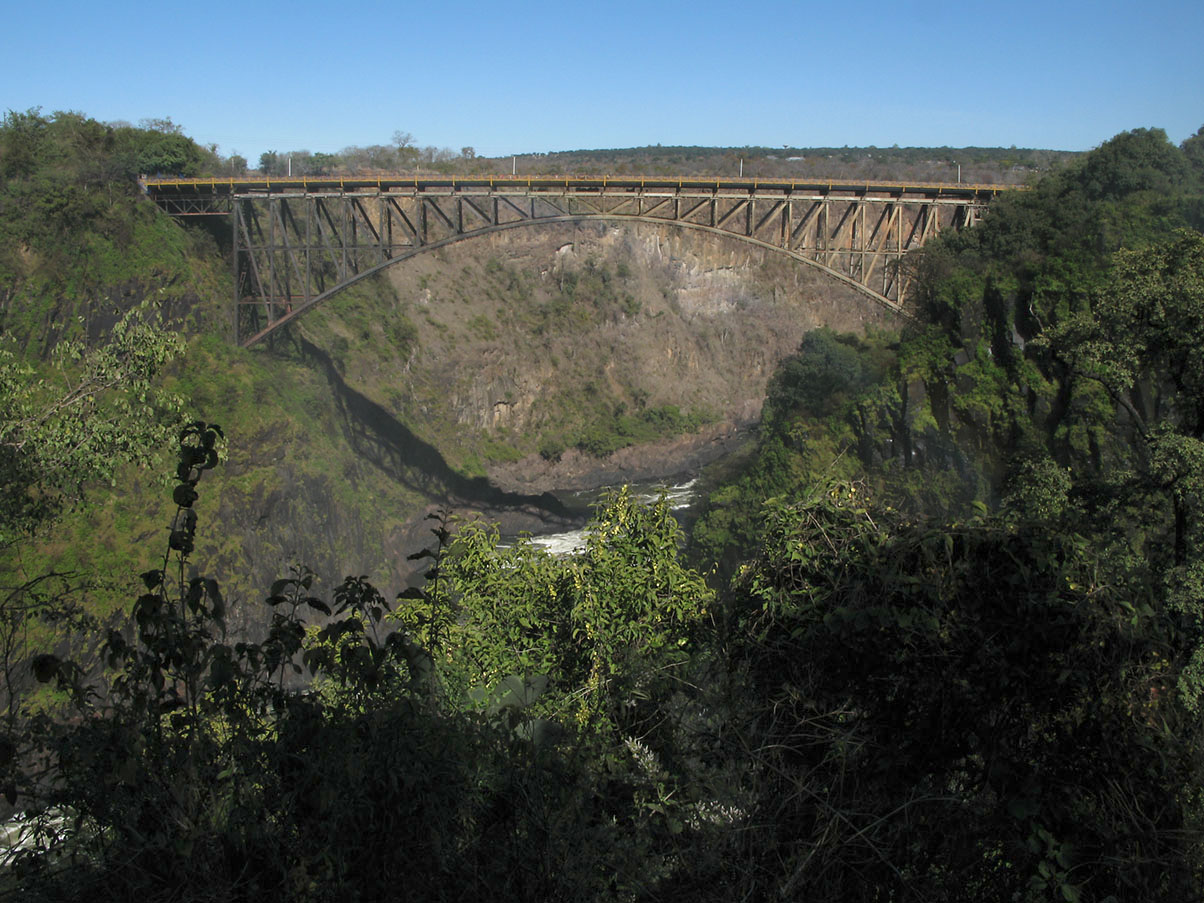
[[0, 428, 716, 902], [722, 487, 1202, 901], [1, 424, 1201, 902]]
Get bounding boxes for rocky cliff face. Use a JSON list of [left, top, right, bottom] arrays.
[[306, 220, 895, 479]]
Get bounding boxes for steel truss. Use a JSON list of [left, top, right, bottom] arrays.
[[144, 176, 1000, 346]]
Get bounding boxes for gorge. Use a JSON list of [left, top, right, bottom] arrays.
[[184, 217, 900, 606]]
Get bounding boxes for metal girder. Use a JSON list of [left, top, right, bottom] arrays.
[[147, 175, 1003, 345], [154, 195, 231, 216]]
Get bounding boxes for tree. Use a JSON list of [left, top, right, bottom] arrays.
[[412, 488, 714, 737], [0, 304, 186, 546], [112, 123, 204, 177], [1077, 127, 1189, 202], [0, 305, 185, 722], [0, 108, 49, 180], [1048, 231, 1204, 561], [309, 151, 337, 175], [763, 327, 883, 424], [137, 117, 183, 136], [724, 484, 1203, 901]]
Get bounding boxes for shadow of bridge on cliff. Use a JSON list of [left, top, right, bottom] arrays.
[[295, 337, 575, 529]]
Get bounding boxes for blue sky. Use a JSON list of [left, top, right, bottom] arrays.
[[3, 0, 1201, 160]]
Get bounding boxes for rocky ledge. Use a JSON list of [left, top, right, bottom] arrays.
[[485, 417, 756, 495]]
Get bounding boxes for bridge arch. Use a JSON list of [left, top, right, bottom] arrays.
[[239, 214, 905, 347]]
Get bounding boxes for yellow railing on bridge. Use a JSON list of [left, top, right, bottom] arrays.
[[143, 173, 1016, 200]]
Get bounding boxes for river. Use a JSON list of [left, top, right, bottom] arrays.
[[504, 475, 702, 555]]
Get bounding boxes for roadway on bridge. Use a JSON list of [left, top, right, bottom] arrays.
[[144, 173, 1012, 202]]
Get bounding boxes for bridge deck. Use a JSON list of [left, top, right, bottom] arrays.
[[144, 174, 1011, 205]]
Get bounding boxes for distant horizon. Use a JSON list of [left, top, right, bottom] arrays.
[[136, 122, 1173, 164], [470, 142, 1083, 155], [89, 111, 1100, 159]]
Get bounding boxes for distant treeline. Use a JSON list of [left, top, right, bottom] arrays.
[[500, 143, 1078, 184], [217, 132, 1078, 185]]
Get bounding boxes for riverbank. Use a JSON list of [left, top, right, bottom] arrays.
[[485, 416, 756, 495], [388, 419, 755, 575]]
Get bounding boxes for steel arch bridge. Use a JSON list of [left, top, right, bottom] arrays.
[[144, 174, 1008, 346]]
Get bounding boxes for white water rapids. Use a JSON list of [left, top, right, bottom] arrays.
[[511, 477, 700, 556]]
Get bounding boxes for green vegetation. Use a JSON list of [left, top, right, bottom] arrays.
[[246, 130, 1075, 185], [2, 442, 716, 902], [568, 403, 707, 457], [4, 111, 1204, 901], [724, 488, 1201, 900], [0, 111, 225, 340], [680, 124, 1204, 895], [490, 142, 1074, 185], [694, 126, 1204, 573]]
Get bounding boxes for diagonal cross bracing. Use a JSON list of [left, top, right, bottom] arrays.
[[146, 175, 1006, 345]]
